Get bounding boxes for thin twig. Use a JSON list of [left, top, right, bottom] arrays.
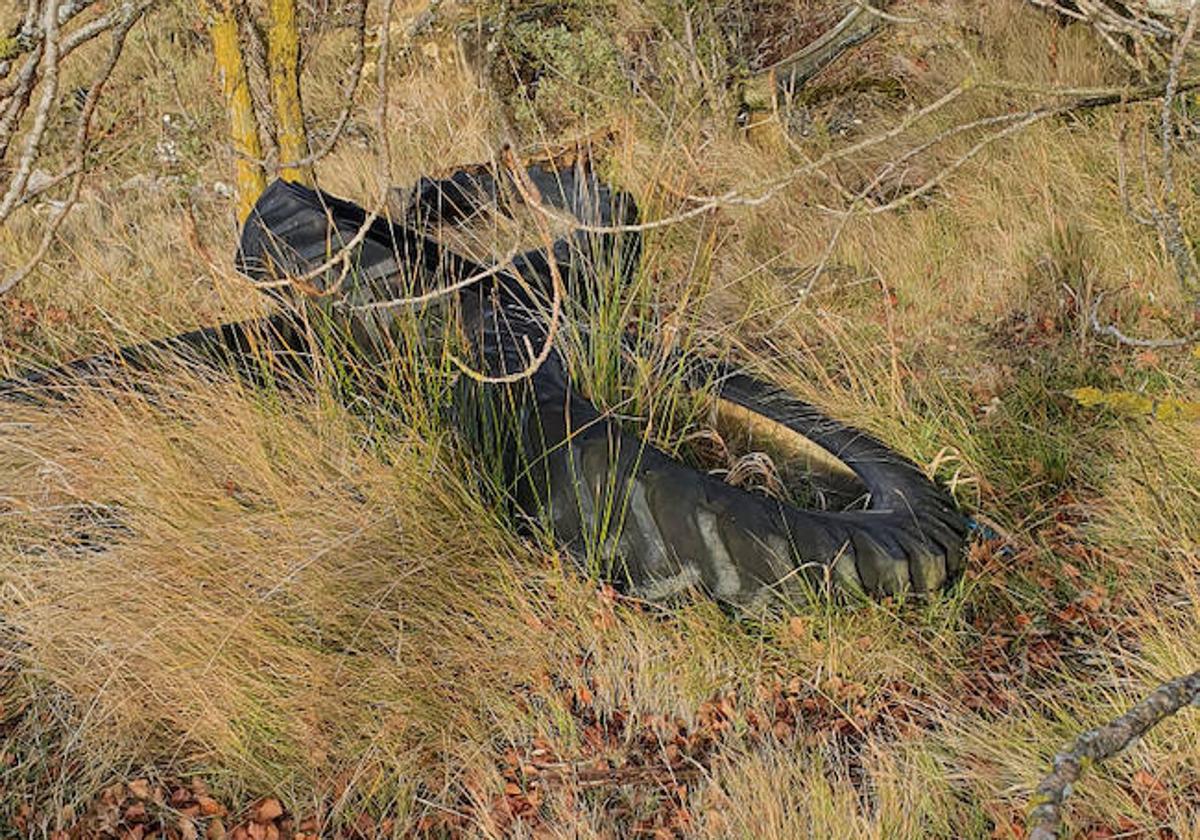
[[857, 74, 1200, 216], [527, 81, 973, 235], [1088, 292, 1200, 348], [767, 96, 985, 322], [526, 76, 1200, 237], [1024, 0, 1179, 74], [858, 110, 1049, 215], [345, 244, 524, 311], [849, 0, 919, 27]]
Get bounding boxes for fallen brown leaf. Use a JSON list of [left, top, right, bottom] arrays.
[[254, 798, 283, 823], [197, 796, 224, 817], [123, 802, 148, 823]]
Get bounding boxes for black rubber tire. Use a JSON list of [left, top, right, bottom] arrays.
[[509, 359, 967, 606], [0, 315, 311, 405], [393, 162, 970, 603], [2, 173, 969, 606]]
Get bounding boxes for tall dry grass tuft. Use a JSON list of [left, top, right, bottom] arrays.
[[0, 371, 554, 810]]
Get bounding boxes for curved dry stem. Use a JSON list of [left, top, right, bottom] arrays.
[[447, 146, 564, 385], [345, 244, 524, 312]]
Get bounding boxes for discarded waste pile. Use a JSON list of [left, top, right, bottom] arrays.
[[1, 155, 968, 605]]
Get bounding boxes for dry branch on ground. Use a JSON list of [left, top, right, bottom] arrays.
[[1028, 670, 1200, 839]]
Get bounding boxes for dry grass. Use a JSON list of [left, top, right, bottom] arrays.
[[3, 0, 1200, 837]]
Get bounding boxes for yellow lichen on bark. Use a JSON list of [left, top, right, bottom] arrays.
[[267, 0, 312, 185], [205, 2, 267, 223]]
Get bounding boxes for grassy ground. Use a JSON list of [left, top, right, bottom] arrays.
[[2, 1, 1200, 837]]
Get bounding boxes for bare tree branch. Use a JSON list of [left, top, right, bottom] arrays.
[[0, 2, 148, 159], [0, 0, 98, 78], [1, 0, 154, 102], [1088, 291, 1200, 347], [0, 44, 44, 160], [0, 1, 62, 223], [1028, 670, 1200, 840], [1024, 0, 1181, 72], [1151, 2, 1198, 293], [0, 0, 159, 296], [0, 9, 141, 295]]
